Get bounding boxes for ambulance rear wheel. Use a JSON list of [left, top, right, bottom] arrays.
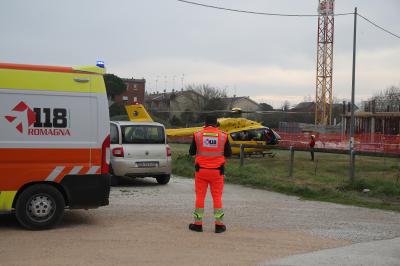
[[15, 184, 65, 230], [109, 165, 121, 186]]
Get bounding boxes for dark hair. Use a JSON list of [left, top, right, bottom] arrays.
[[205, 115, 218, 126]]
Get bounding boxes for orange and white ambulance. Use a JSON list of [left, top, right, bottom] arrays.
[[0, 62, 110, 229]]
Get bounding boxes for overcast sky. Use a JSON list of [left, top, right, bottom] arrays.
[[1, 0, 399, 107]]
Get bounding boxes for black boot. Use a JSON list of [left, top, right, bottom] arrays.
[[189, 223, 203, 232], [215, 224, 226, 233]]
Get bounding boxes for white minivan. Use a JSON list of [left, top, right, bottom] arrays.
[[110, 121, 172, 185]]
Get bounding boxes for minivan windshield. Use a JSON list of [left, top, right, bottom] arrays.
[[121, 125, 165, 144]]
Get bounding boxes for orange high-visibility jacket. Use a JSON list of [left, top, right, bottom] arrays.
[[194, 127, 227, 169]]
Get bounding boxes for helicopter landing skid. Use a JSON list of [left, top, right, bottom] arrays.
[[245, 151, 275, 158]]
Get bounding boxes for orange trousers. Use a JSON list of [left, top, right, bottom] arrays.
[[195, 168, 224, 209]]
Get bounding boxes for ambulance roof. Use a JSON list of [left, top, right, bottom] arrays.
[[0, 63, 105, 75]]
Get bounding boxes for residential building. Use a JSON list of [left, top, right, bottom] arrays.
[[223, 96, 260, 112], [222, 96, 260, 119], [113, 78, 145, 105], [145, 90, 203, 120]]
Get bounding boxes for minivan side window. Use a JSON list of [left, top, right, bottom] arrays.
[[110, 124, 119, 144]]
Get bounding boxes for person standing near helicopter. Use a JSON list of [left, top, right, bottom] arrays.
[[188, 115, 232, 233], [309, 134, 316, 161]]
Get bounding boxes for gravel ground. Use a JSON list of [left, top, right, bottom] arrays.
[[1, 176, 400, 266]]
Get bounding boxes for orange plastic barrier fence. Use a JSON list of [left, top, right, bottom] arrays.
[[168, 133, 400, 155], [276, 132, 400, 155]]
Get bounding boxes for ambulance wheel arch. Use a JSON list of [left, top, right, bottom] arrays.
[[14, 182, 67, 230]]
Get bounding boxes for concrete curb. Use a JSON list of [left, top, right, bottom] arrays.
[[261, 237, 400, 266]]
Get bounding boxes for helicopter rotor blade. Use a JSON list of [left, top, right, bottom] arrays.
[[148, 109, 314, 115]]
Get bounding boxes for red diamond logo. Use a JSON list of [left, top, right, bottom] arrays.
[[5, 101, 36, 134], [16, 122, 23, 133], [5, 116, 16, 123], [12, 101, 29, 112]]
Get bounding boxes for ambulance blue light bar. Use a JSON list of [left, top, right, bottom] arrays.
[[96, 60, 105, 68]]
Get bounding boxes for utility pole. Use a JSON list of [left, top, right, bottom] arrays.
[[181, 74, 185, 90], [349, 7, 357, 182]]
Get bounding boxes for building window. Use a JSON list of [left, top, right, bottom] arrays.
[[134, 97, 137, 102]]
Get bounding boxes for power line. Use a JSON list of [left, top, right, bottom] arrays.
[[177, 0, 400, 40], [177, 0, 353, 17], [358, 13, 400, 40]]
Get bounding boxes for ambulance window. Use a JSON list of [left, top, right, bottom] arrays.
[[110, 124, 119, 144]]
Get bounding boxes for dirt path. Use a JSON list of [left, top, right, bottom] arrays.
[[1, 176, 400, 266]]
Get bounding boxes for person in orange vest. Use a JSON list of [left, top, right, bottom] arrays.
[[188, 115, 232, 233]]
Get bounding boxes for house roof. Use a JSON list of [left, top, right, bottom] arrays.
[[291, 102, 314, 112], [223, 96, 259, 107], [145, 90, 203, 102], [122, 78, 146, 83]]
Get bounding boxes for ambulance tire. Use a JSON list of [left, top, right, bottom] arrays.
[[110, 175, 120, 186], [109, 165, 121, 186], [15, 184, 65, 230], [156, 174, 170, 185]]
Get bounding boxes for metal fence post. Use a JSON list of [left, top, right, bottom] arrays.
[[240, 144, 244, 167], [289, 146, 294, 177], [350, 150, 356, 182]]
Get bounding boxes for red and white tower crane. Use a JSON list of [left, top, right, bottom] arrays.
[[315, 0, 335, 125]]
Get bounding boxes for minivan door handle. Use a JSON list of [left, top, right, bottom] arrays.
[[74, 78, 90, 83]]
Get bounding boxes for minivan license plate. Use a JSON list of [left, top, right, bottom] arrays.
[[137, 162, 158, 168]]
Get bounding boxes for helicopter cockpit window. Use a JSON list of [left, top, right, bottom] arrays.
[[248, 129, 266, 141], [230, 132, 239, 141], [230, 131, 249, 141], [230, 129, 273, 142], [230, 130, 260, 141]]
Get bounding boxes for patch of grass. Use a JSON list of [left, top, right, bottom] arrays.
[[170, 143, 400, 212], [172, 154, 195, 178]]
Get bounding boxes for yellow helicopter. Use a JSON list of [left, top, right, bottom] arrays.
[[124, 104, 281, 156]]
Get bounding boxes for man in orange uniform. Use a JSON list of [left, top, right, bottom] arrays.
[[188, 115, 232, 233]]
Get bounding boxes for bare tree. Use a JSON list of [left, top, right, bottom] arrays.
[[370, 86, 400, 112], [185, 84, 227, 111], [281, 100, 291, 111], [184, 84, 227, 122]]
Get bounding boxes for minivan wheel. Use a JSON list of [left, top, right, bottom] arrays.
[[15, 184, 65, 230], [156, 175, 170, 185]]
